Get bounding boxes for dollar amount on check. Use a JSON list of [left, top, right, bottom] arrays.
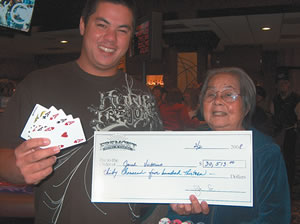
[[91, 131, 253, 206]]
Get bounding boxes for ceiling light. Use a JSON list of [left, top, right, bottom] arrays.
[[60, 40, 68, 44], [261, 27, 271, 31]]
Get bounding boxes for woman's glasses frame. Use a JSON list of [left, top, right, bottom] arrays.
[[203, 89, 240, 103]]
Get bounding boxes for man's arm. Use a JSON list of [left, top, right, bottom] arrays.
[[0, 138, 60, 185], [0, 148, 23, 183]]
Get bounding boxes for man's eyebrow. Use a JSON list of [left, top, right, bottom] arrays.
[[95, 17, 132, 30], [119, 24, 132, 31], [95, 17, 110, 24]]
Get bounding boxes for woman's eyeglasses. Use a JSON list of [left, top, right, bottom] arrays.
[[204, 90, 240, 103]]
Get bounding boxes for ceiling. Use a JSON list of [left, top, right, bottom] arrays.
[[163, 12, 300, 51], [1, 0, 300, 58]]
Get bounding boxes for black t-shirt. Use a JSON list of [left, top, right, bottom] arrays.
[[273, 92, 300, 129], [0, 61, 163, 224]]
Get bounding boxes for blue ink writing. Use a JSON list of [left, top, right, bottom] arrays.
[[184, 169, 207, 176], [121, 167, 146, 176], [123, 160, 137, 168], [204, 160, 232, 168], [148, 169, 161, 179], [231, 144, 243, 149], [161, 169, 182, 176], [104, 167, 118, 178], [144, 160, 163, 167], [194, 141, 202, 150]]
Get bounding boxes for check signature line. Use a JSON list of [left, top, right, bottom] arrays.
[[185, 189, 246, 193], [184, 147, 229, 150], [115, 197, 251, 203]]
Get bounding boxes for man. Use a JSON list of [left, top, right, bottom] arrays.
[[151, 85, 163, 107], [0, 0, 208, 223], [0, 0, 163, 223], [252, 85, 273, 136], [271, 71, 300, 192]]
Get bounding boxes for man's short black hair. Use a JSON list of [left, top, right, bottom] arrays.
[[276, 72, 289, 83], [81, 0, 136, 28]]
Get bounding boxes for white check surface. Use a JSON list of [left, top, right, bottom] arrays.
[[92, 131, 253, 206]]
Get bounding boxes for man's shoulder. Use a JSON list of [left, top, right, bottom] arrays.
[[122, 72, 150, 91], [124, 72, 143, 84], [29, 61, 75, 76], [15, 61, 76, 92], [290, 91, 300, 101], [19, 61, 76, 87], [273, 92, 300, 104]]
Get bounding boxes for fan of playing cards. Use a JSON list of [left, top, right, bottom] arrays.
[[21, 104, 86, 150]]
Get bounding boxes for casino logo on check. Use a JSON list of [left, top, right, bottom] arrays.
[[100, 140, 137, 151]]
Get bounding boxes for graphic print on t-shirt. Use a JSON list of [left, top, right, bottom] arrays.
[[88, 75, 161, 131], [44, 74, 162, 224]]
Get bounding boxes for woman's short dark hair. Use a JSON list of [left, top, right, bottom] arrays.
[[81, 0, 136, 28], [199, 67, 256, 129]]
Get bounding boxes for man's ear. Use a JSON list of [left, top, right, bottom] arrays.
[[79, 17, 85, 36]]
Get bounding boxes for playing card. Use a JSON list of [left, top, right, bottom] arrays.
[[28, 107, 68, 137], [30, 114, 73, 140], [32, 117, 86, 149], [54, 114, 73, 126], [21, 104, 86, 150], [48, 117, 86, 149], [27, 106, 58, 137], [21, 104, 48, 139]]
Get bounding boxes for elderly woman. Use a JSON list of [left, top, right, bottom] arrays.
[[165, 67, 291, 223]]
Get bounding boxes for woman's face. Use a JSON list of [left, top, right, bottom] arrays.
[[203, 73, 246, 131]]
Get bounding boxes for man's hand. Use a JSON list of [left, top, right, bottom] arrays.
[[15, 138, 60, 185], [170, 195, 209, 216]]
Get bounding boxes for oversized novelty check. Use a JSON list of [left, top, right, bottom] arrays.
[[91, 131, 253, 207]]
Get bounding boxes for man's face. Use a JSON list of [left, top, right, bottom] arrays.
[[79, 2, 133, 76], [278, 79, 290, 94], [152, 89, 162, 101]]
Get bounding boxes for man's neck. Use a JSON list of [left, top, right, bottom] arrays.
[[76, 59, 118, 77], [279, 91, 291, 99]]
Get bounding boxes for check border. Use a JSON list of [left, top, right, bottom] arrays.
[[92, 131, 253, 206]]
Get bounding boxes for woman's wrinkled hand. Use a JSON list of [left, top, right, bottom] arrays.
[[170, 195, 209, 216]]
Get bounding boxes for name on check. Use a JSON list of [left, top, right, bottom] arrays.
[[91, 131, 253, 206]]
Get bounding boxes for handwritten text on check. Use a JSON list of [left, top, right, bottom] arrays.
[[91, 131, 253, 206]]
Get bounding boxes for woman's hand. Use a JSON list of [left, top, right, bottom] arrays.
[[170, 195, 209, 215]]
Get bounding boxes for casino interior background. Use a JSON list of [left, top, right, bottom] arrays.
[[1, 0, 300, 223], [1, 0, 300, 90]]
